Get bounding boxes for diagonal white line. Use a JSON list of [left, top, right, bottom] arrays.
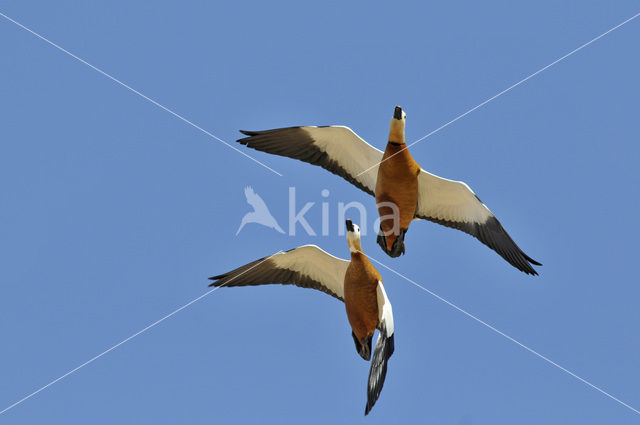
[[366, 254, 640, 416], [357, 11, 640, 177], [2, 6, 639, 419], [0, 251, 283, 416], [0, 11, 283, 177]]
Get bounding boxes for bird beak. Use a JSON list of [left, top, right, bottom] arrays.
[[345, 219, 354, 232], [393, 106, 403, 120]]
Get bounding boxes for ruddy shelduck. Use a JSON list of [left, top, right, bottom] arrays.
[[208, 220, 394, 415], [236, 106, 541, 275]]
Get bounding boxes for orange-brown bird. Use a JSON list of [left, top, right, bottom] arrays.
[[236, 106, 541, 274], [209, 220, 394, 415]]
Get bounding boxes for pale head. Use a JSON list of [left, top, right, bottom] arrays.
[[389, 105, 406, 144], [345, 219, 363, 253]]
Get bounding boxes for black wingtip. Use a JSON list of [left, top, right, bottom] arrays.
[[208, 274, 226, 287], [237, 130, 255, 145], [365, 398, 373, 415], [520, 254, 541, 275], [365, 329, 394, 415], [514, 260, 538, 276], [529, 258, 543, 267]]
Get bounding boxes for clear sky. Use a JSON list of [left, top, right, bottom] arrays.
[[1, 1, 639, 424]]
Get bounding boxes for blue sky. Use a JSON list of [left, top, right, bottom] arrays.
[[1, 1, 639, 423]]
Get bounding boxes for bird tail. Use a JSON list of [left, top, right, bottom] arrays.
[[352, 332, 372, 361], [365, 324, 395, 415]]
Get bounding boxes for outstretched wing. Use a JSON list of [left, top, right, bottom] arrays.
[[415, 169, 541, 275], [209, 245, 349, 301], [238, 126, 383, 196], [365, 282, 395, 415]]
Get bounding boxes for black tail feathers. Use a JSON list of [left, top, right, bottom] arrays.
[[352, 332, 373, 361], [376, 228, 407, 258]]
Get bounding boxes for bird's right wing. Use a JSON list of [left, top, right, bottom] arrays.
[[209, 245, 349, 301], [415, 169, 540, 275], [238, 126, 383, 196]]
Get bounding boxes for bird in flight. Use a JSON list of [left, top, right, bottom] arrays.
[[209, 220, 394, 415], [236, 106, 541, 275]]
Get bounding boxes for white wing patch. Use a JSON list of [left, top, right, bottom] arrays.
[[415, 169, 541, 275], [301, 126, 383, 194], [416, 169, 493, 224], [376, 281, 394, 335], [270, 245, 350, 300]]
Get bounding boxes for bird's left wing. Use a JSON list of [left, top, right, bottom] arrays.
[[415, 169, 541, 275], [365, 282, 395, 415], [209, 245, 349, 301], [238, 126, 383, 196]]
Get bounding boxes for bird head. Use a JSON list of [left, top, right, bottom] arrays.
[[389, 106, 406, 144], [346, 219, 363, 253]]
